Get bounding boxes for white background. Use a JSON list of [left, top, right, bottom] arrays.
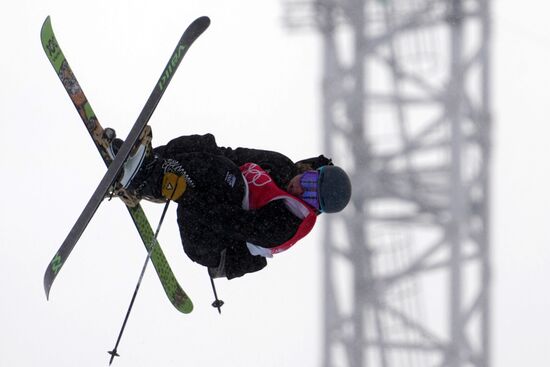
[[0, 0, 548, 366]]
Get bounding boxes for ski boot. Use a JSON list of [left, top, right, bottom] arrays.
[[104, 126, 153, 207]]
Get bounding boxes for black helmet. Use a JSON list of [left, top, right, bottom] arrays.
[[318, 166, 352, 213]]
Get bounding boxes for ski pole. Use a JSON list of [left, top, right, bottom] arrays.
[[108, 198, 171, 365], [209, 273, 224, 314]]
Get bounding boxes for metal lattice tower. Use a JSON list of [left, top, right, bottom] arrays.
[[283, 0, 491, 366]]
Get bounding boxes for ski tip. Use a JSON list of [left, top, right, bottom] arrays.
[[182, 301, 194, 314], [41, 16, 52, 36], [197, 15, 210, 24], [193, 16, 211, 30], [42, 15, 51, 28], [172, 297, 193, 314], [44, 278, 52, 300], [44, 268, 55, 300]]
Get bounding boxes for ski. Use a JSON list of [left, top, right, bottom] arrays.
[[41, 16, 209, 313]]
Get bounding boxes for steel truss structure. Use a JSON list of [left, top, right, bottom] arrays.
[[283, 0, 492, 366]]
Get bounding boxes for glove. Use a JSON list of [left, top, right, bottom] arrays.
[[295, 154, 333, 172], [162, 172, 187, 201], [224, 245, 267, 279]]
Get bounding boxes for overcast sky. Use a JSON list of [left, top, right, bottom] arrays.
[[1, 0, 549, 366]]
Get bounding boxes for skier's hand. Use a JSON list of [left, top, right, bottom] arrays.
[[162, 172, 187, 201]]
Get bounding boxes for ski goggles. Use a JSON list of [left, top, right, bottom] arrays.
[[300, 169, 324, 212]]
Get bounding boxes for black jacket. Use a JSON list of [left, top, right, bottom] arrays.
[[151, 134, 331, 278]]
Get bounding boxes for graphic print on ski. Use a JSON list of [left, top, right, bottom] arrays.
[[42, 16, 210, 311]]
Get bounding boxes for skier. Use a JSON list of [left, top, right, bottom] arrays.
[[113, 131, 352, 279]]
